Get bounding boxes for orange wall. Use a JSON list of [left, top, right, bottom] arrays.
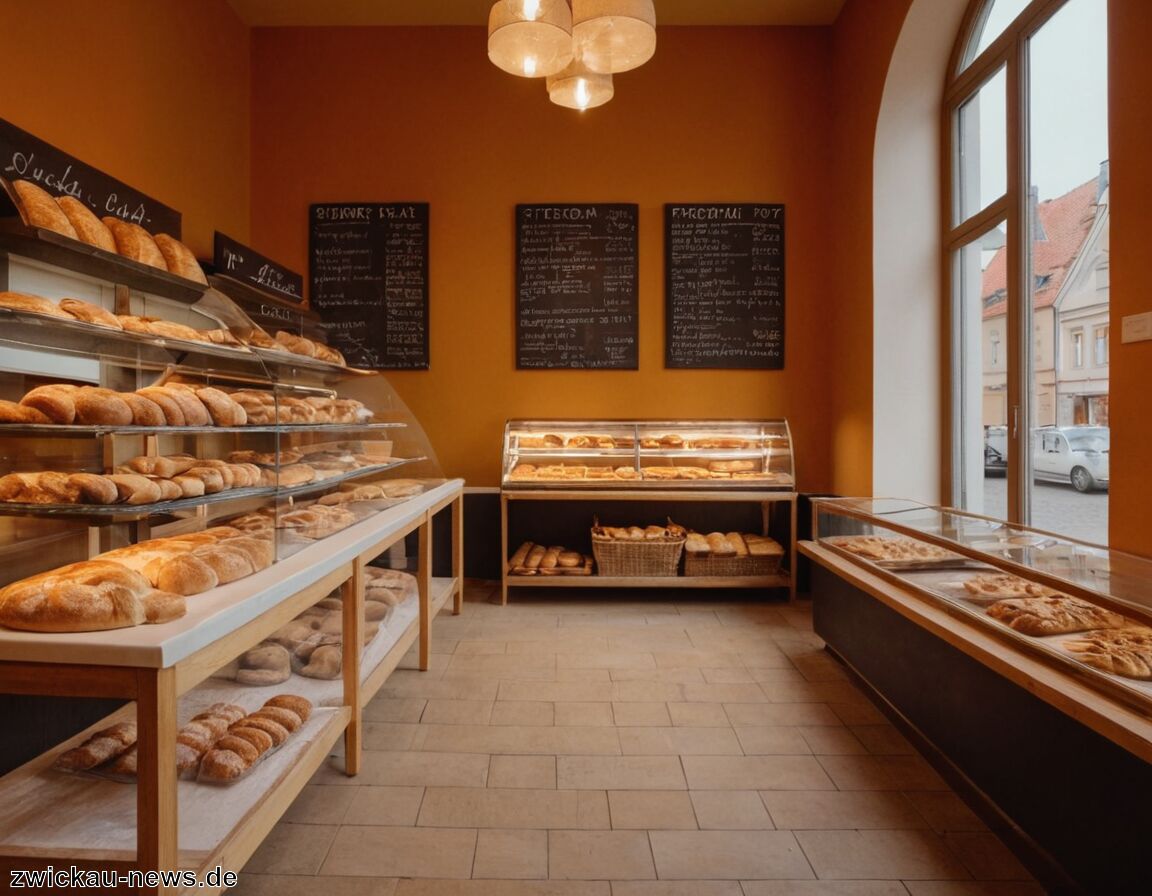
[[1107, 0, 1152, 556], [249, 26, 836, 490], [0, 0, 250, 259]]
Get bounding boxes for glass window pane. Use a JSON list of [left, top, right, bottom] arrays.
[[954, 221, 1009, 518], [963, 0, 1032, 69], [956, 67, 1006, 224], [1026, 0, 1109, 542]]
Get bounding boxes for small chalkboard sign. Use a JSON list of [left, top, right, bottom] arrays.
[[308, 202, 429, 370], [213, 232, 304, 304], [665, 203, 785, 369], [516, 203, 638, 370], [0, 117, 181, 236]]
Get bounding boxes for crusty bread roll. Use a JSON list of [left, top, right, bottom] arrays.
[[54, 722, 136, 771], [195, 387, 246, 426], [102, 218, 167, 270], [226, 726, 273, 754], [193, 703, 247, 727], [236, 642, 291, 686], [107, 473, 163, 505], [0, 560, 185, 632], [155, 554, 219, 595], [12, 180, 78, 238], [74, 388, 133, 426], [153, 234, 207, 285], [298, 643, 341, 679], [232, 715, 288, 746], [56, 197, 117, 252], [193, 543, 256, 585], [58, 297, 122, 328], [727, 533, 749, 557], [0, 291, 73, 319], [120, 393, 166, 427], [19, 385, 78, 424], [265, 694, 312, 722], [134, 388, 186, 425], [0, 399, 51, 424]]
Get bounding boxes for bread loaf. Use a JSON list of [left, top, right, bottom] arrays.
[[134, 388, 185, 426], [20, 385, 78, 423], [120, 393, 167, 427], [107, 473, 163, 505], [74, 388, 133, 426], [275, 330, 318, 357], [705, 533, 737, 558], [265, 694, 312, 721], [12, 180, 78, 238], [727, 533, 749, 557], [0, 291, 73, 319], [153, 234, 207, 285], [0, 399, 51, 424], [120, 454, 198, 479], [103, 218, 167, 270], [54, 722, 136, 771], [56, 197, 117, 252], [236, 642, 291, 686], [685, 533, 710, 556], [195, 387, 246, 426]]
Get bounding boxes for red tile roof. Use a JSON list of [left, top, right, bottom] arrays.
[[981, 178, 1099, 318]]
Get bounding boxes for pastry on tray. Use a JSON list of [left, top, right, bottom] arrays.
[[828, 534, 960, 563], [1063, 627, 1152, 679], [986, 594, 1129, 636]]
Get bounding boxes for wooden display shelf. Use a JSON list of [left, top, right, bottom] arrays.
[[0, 480, 465, 894], [501, 487, 797, 604]]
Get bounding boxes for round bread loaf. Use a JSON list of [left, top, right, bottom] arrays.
[[58, 297, 122, 328], [200, 749, 246, 781], [20, 385, 78, 424], [74, 388, 133, 426], [12, 180, 78, 238], [56, 197, 117, 252]]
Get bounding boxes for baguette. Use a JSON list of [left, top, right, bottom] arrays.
[[539, 546, 562, 570], [58, 297, 122, 328], [508, 542, 534, 569], [524, 544, 547, 570], [12, 180, 78, 238], [56, 197, 117, 252]]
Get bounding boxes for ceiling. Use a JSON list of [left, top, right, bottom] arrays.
[[226, 1, 848, 28]]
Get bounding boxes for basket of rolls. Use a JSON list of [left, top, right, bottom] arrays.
[[590, 519, 686, 577], [684, 532, 784, 577]]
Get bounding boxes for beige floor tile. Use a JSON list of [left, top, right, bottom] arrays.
[[874, 754, 949, 790], [943, 832, 1034, 880], [761, 789, 927, 830], [617, 726, 743, 756], [557, 756, 687, 790], [818, 755, 949, 791], [742, 883, 909, 895], [418, 723, 621, 755], [683, 682, 770, 703], [828, 702, 890, 726], [421, 700, 495, 725], [795, 829, 969, 880], [666, 702, 728, 727], [748, 666, 809, 684], [418, 786, 609, 829], [381, 677, 501, 701], [690, 790, 774, 829], [548, 830, 656, 880], [699, 667, 758, 683], [724, 703, 843, 727], [230, 876, 397, 896], [343, 786, 426, 826], [244, 822, 339, 875], [282, 784, 357, 825], [447, 654, 557, 676], [556, 651, 656, 670], [901, 883, 1047, 896], [507, 637, 610, 655], [733, 726, 812, 755], [356, 751, 489, 787], [321, 826, 477, 878], [554, 701, 615, 726], [364, 722, 421, 751], [608, 790, 697, 830], [609, 681, 689, 702], [649, 830, 812, 879], [791, 654, 851, 682], [499, 681, 616, 703], [798, 726, 868, 755], [453, 640, 508, 655], [903, 790, 988, 833], [850, 724, 917, 754], [609, 668, 705, 684], [488, 754, 557, 789], [612, 701, 672, 726], [396, 882, 611, 896], [490, 701, 555, 726], [557, 668, 612, 682], [682, 755, 835, 791], [651, 650, 745, 668], [610, 883, 743, 896], [472, 829, 549, 879], [364, 697, 427, 723]]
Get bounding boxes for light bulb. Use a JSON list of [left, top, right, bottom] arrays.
[[523, 55, 537, 76], [522, 0, 541, 20], [575, 78, 590, 109]]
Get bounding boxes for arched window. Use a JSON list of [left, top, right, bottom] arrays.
[[946, 0, 1109, 541]]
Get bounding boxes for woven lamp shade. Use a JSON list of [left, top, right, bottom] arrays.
[[571, 0, 657, 74], [546, 55, 614, 110], [488, 0, 574, 78]]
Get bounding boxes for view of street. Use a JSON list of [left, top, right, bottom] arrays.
[[982, 476, 1108, 545]]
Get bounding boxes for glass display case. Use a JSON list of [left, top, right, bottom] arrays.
[[501, 418, 794, 489], [812, 497, 1152, 711]]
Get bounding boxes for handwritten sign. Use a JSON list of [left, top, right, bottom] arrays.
[[308, 202, 429, 370], [0, 117, 181, 236], [213, 232, 304, 304], [664, 203, 785, 369], [516, 203, 638, 370]]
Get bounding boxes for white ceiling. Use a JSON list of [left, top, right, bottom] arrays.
[[227, 0, 848, 28]]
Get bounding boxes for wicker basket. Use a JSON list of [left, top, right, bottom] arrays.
[[592, 533, 685, 577], [683, 553, 783, 577]]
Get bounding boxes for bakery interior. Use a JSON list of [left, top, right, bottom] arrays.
[[0, 0, 1151, 893]]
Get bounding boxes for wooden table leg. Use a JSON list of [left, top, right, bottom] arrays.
[[135, 666, 178, 888], [452, 494, 464, 615], [418, 513, 432, 670], [500, 493, 509, 606], [342, 562, 364, 776]]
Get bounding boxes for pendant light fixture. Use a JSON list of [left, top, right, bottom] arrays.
[[486, 0, 655, 108], [571, 0, 657, 74], [487, 0, 574, 78]]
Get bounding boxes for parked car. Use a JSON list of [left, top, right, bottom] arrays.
[[1033, 425, 1109, 492], [983, 424, 1109, 492]]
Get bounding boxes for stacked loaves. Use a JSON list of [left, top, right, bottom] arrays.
[[517, 432, 766, 450], [0, 455, 264, 506], [685, 531, 783, 560], [227, 390, 371, 425], [200, 695, 312, 782], [8, 180, 208, 284], [507, 541, 594, 576], [238, 327, 347, 367], [509, 463, 780, 483]]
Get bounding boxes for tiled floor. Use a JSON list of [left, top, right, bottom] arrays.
[[233, 584, 1042, 896]]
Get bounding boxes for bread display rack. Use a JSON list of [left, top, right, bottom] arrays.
[[500, 419, 797, 603], [0, 228, 464, 891]]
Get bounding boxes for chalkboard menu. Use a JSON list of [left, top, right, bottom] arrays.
[[665, 203, 785, 369], [308, 202, 429, 370], [0, 117, 181, 236], [214, 232, 304, 304], [516, 203, 638, 370]]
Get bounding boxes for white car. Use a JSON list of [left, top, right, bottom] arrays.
[[1032, 426, 1109, 493]]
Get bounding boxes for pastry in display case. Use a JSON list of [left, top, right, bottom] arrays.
[[501, 419, 794, 488], [812, 497, 1152, 705]]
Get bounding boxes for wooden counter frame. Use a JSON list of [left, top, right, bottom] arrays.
[[0, 481, 465, 895]]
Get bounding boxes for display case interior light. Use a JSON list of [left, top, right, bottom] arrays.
[[571, 0, 657, 74], [487, 0, 574, 78], [546, 57, 613, 110]]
